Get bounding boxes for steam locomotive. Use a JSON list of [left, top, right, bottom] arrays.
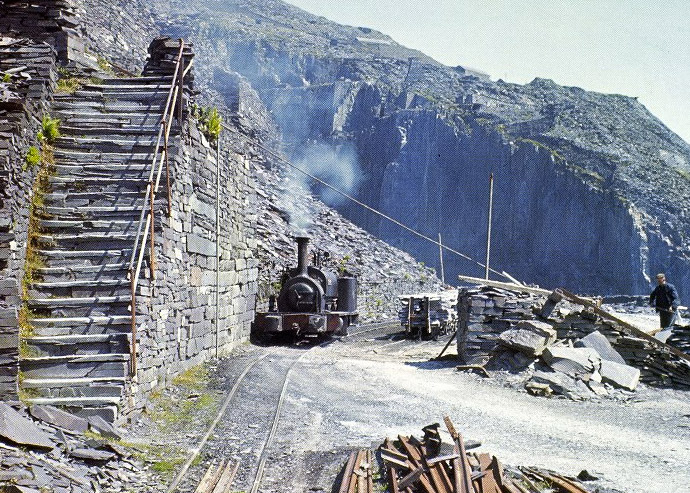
[[253, 236, 358, 339]]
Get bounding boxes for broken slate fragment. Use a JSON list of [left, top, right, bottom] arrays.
[[574, 331, 626, 365], [88, 415, 122, 440], [600, 359, 640, 391], [0, 403, 55, 450], [68, 447, 116, 462], [497, 320, 556, 356], [530, 370, 591, 400], [542, 346, 601, 377], [30, 405, 89, 433]]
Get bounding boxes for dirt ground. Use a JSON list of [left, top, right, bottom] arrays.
[[135, 325, 690, 493]]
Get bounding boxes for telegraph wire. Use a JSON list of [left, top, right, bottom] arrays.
[[220, 122, 512, 280]]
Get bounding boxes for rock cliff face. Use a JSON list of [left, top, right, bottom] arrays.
[[76, 0, 690, 301]]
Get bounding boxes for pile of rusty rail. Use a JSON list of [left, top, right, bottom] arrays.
[[193, 459, 239, 493], [338, 449, 376, 493], [366, 416, 590, 493]]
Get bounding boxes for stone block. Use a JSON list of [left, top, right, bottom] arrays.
[[186, 234, 215, 256], [30, 405, 88, 433], [497, 320, 556, 356], [574, 330, 626, 365], [542, 346, 601, 377], [600, 359, 640, 391]]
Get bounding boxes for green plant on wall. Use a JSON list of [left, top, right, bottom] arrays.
[[37, 115, 60, 143], [24, 146, 40, 170], [2, 72, 11, 83], [193, 105, 222, 142]]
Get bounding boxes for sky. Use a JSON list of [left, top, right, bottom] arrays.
[[284, 0, 690, 144]]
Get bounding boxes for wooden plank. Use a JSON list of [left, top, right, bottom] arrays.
[[559, 288, 690, 364], [212, 460, 239, 493], [457, 275, 551, 296], [195, 460, 225, 493]]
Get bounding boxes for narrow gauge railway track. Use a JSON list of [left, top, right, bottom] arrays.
[[168, 318, 406, 493]]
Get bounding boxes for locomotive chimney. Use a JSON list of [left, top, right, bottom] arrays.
[[296, 236, 310, 275]]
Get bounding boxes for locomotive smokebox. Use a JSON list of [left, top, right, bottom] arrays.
[[296, 236, 310, 275]]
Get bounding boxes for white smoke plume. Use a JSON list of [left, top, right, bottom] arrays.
[[280, 141, 362, 233]]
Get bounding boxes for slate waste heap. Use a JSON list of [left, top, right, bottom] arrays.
[[457, 283, 690, 399], [0, 402, 152, 492]]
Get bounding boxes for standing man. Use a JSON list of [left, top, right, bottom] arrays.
[[649, 273, 680, 329]]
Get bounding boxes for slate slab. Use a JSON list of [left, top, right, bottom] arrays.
[[530, 370, 591, 400], [575, 330, 626, 364], [542, 346, 601, 377], [600, 359, 640, 391], [497, 320, 556, 356], [30, 405, 89, 433], [0, 402, 55, 449], [88, 415, 122, 440], [68, 447, 116, 462]]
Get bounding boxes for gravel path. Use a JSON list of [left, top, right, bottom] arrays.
[[259, 333, 690, 493]]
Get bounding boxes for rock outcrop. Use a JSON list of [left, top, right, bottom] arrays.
[[95, 0, 690, 303]]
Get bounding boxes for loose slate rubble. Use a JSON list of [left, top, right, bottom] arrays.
[[456, 285, 690, 398], [341, 417, 591, 492], [0, 403, 152, 492]]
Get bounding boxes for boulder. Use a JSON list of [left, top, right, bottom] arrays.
[[574, 331, 626, 364], [542, 346, 601, 377], [497, 320, 556, 356], [600, 359, 640, 391]]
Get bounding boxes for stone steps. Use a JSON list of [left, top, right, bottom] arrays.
[[28, 279, 131, 298], [18, 73, 170, 422], [36, 263, 130, 281], [25, 333, 129, 357], [19, 354, 129, 379], [29, 315, 134, 336]]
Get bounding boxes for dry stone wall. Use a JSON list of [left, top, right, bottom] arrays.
[[0, 36, 58, 401], [132, 105, 258, 401]]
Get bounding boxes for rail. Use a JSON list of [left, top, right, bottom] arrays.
[[127, 40, 193, 376]]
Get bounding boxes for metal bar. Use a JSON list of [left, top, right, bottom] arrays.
[[215, 140, 220, 358], [178, 39, 184, 123], [149, 180, 156, 280], [485, 172, 494, 280], [443, 417, 472, 493], [383, 439, 401, 493], [438, 232, 445, 284], [129, 268, 136, 376], [338, 452, 358, 493], [164, 120, 172, 216], [365, 450, 374, 493]]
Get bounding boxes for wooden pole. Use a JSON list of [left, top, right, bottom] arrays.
[[438, 232, 445, 284], [485, 173, 494, 280]]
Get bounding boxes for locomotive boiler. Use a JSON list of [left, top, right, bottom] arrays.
[[253, 236, 358, 339]]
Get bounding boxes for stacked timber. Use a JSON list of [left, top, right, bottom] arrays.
[[399, 290, 458, 339]]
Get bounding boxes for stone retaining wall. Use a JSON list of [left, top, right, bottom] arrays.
[[0, 37, 58, 401]]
